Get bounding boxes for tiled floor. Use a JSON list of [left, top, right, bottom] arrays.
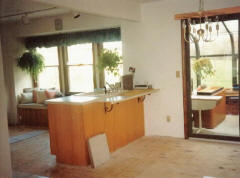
[[13, 171, 48, 178], [10, 128, 240, 178], [9, 125, 47, 137]]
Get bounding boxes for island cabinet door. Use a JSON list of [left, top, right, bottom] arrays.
[[48, 104, 89, 166], [106, 98, 145, 152], [104, 104, 117, 152], [136, 97, 145, 138], [82, 102, 105, 137]]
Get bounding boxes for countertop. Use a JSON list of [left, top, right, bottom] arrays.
[[46, 89, 159, 105], [191, 95, 222, 101]]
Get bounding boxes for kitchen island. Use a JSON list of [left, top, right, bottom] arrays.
[[47, 89, 158, 166]]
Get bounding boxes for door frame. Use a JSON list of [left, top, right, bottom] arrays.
[[182, 13, 240, 141]]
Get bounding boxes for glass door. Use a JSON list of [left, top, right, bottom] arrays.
[[188, 15, 240, 140]]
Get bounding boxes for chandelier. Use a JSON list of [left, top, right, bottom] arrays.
[[182, 0, 220, 43]]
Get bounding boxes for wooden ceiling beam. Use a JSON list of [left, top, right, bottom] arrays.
[[175, 6, 240, 20]]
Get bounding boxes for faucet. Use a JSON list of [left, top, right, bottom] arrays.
[[106, 82, 115, 91], [104, 86, 107, 94]]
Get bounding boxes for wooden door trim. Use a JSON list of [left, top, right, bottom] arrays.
[[181, 20, 191, 139], [175, 6, 240, 20], [181, 14, 240, 141]]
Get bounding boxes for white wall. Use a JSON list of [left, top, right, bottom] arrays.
[[121, 0, 240, 137], [0, 36, 12, 178], [0, 25, 32, 124], [1, 0, 239, 136], [15, 13, 122, 37]]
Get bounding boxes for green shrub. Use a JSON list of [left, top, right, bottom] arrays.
[[17, 49, 45, 82], [98, 49, 122, 76]]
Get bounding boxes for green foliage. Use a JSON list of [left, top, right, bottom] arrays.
[[17, 49, 45, 81], [98, 49, 122, 76], [192, 58, 215, 79]]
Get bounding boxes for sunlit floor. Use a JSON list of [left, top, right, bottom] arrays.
[[193, 115, 240, 136], [9, 126, 240, 178]]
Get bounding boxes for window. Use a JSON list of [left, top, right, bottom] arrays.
[[37, 47, 60, 89], [103, 41, 123, 84], [36, 41, 123, 93], [190, 20, 239, 89], [66, 43, 94, 92]]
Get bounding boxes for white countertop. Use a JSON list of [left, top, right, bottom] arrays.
[[46, 89, 159, 105], [191, 95, 222, 101], [46, 96, 99, 105]]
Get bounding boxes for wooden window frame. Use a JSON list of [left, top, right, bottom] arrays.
[[62, 44, 95, 95], [36, 41, 122, 95]]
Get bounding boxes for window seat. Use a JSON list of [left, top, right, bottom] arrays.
[[17, 103, 48, 127], [18, 103, 47, 109]]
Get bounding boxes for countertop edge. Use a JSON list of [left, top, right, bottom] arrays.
[[100, 89, 159, 104], [46, 89, 160, 106]]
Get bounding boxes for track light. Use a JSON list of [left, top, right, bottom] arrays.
[[73, 13, 80, 19], [21, 14, 30, 25]]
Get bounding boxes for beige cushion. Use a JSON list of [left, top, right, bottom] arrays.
[[36, 90, 48, 104], [23, 88, 37, 93], [40, 87, 56, 90], [20, 93, 33, 104]]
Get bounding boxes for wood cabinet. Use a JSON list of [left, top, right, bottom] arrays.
[[193, 90, 226, 129], [48, 97, 145, 166], [18, 108, 48, 127]]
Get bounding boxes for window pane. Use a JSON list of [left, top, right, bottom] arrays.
[[103, 41, 123, 84], [190, 20, 239, 90], [103, 41, 122, 56], [104, 64, 123, 84], [36, 47, 59, 66], [37, 47, 60, 89], [68, 66, 94, 92], [191, 57, 233, 89], [38, 67, 60, 89], [190, 20, 238, 56], [67, 43, 93, 65]]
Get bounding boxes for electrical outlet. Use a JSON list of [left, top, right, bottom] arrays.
[[166, 115, 171, 122]]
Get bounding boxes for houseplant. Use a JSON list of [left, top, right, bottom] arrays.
[[192, 58, 215, 87], [17, 49, 45, 87], [98, 49, 122, 76]]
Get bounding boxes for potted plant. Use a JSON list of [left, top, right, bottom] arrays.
[[17, 49, 45, 87], [98, 49, 122, 77], [192, 58, 215, 87]]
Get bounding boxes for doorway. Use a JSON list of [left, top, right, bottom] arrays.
[[183, 14, 240, 141]]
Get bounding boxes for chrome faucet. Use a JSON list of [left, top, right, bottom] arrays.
[[106, 82, 115, 91], [104, 86, 107, 94]]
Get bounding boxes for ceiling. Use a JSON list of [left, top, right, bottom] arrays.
[[140, 0, 163, 3], [0, 0, 70, 23], [0, 0, 163, 23]]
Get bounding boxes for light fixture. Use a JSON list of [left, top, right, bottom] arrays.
[[0, 7, 57, 22], [73, 13, 80, 19], [21, 14, 30, 25], [182, 0, 220, 43]]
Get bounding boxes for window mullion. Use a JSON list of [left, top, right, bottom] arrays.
[[63, 46, 70, 94], [58, 46, 67, 94], [97, 43, 105, 88], [92, 43, 98, 89]]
